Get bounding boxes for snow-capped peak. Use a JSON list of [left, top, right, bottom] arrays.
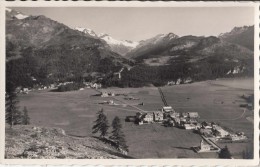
[[75, 27, 97, 37], [6, 8, 29, 20], [15, 13, 29, 20], [98, 33, 139, 48]]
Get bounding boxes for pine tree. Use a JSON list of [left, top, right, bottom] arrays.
[[92, 108, 109, 138], [5, 90, 20, 128], [22, 106, 30, 125], [110, 116, 128, 152], [219, 145, 232, 159]]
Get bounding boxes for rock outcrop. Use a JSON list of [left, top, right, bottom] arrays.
[[5, 125, 131, 159]]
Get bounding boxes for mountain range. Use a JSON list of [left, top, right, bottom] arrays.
[[75, 27, 139, 56], [5, 8, 254, 89]]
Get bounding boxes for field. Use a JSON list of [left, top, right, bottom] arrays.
[[16, 78, 254, 159]]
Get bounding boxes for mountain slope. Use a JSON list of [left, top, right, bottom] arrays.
[[5, 125, 131, 159], [6, 8, 131, 89], [98, 33, 139, 56], [219, 25, 254, 51], [120, 35, 253, 87], [126, 33, 179, 59]]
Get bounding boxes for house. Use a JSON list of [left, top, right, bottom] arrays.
[[162, 106, 174, 113], [184, 124, 196, 130], [91, 83, 102, 89], [50, 84, 55, 89], [199, 128, 213, 136], [23, 88, 29, 92], [143, 113, 153, 123], [108, 92, 115, 96], [188, 112, 199, 118], [228, 134, 247, 141], [184, 77, 192, 84], [175, 78, 181, 85], [213, 126, 229, 137], [173, 117, 181, 126], [170, 112, 180, 118], [193, 139, 220, 153], [201, 121, 212, 129], [167, 81, 175, 86], [101, 92, 109, 97], [153, 111, 164, 122], [187, 118, 198, 124], [181, 112, 189, 118], [200, 140, 211, 151]]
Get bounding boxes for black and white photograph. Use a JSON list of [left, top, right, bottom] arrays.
[[1, 1, 259, 165]]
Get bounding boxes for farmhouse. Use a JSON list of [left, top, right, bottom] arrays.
[[162, 106, 174, 113], [184, 77, 192, 84], [143, 113, 153, 123], [170, 112, 180, 118], [91, 83, 102, 89], [228, 134, 247, 141], [175, 78, 181, 85], [153, 111, 164, 122], [199, 128, 213, 136], [167, 81, 175, 86], [101, 92, 109, 97], [213, 126, 229, 137], [183, 124, 196, 130], [188, 112, 199, 118], [193, 139, 220, 153], [199, 140, 211, 152]]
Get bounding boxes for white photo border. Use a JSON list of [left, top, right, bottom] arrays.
[[0, 1, 259, 166]]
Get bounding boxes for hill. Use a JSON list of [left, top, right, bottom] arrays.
[[6, 8, 132, 90], [219, 26, 254, 51], [5, 125, 131, 159]]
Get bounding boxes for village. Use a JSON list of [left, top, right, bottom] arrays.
[[91, 85, 249, 154], [15, 81, 102, 94], [125, 105, 248, 153]]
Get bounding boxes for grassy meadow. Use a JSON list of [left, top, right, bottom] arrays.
[[17, 78, 254, 158]]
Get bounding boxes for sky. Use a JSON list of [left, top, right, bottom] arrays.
[[12, 7, 254, 41]]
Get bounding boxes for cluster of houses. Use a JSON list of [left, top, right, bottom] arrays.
[[83, 82, 102, 89], [100, 92, 115, 97], [16, 81, 102, 95], [197, 122, 247, 141], [134, 106, 200, 128], [99, 100, 119, 106], [127, 105, 247, 143], [167, 77, 193, 86]]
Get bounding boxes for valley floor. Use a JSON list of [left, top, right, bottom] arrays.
[[12, 78, 254, 159]]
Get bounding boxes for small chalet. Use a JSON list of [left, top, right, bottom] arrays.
[[143, 113, 153, 123], [213, 126, 229, 137], [153, 111, 164, 122], [184, 124, 196, 130], [188, 112, 199, 118], [101, 92, 109, 97], [162, 106, 174, 113]]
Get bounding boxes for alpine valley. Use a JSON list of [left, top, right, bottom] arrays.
[[6, 8, 254, 89]]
